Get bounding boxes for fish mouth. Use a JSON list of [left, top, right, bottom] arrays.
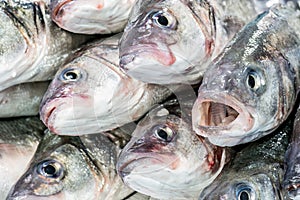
[[192, 94, 254, 138], [119, 43, 176, 71], [51, 0, 73, 21]]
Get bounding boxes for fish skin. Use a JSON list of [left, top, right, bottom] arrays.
[[283, 104, 300, 199], [117, 99, 227, 199], [7, 129, 134, 200], [50, 0, 136, 34], [39, 34, 172, 136], [192, 3, 300, 146], [198, 119, 292, 200], [0, 117, 45, 200], [0, 0, 93, 92], [118, 0, 278, 85], [0, 81, 49, 118]]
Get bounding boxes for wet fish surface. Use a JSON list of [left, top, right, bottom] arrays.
[[192, 3, 300, 146], [39, 34, 172, 136], [0, 117, 45, 200], [119, 0, 280, 85], [7, 129, 134, 200], [117, 99, 227, 199], [50, 0, 136, 34], [0, 0, 93, 91], [283, 103, 300, 199], [0, 81, 49, 118], [198, 118, 292, 200]]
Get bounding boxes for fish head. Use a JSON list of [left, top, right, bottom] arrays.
[[40, 39, 148, 135], [7, 141, 103, 200], [192, 12, 297, 146], [0, 1, 47, 90], [199, 172, 282, 200], [50, 0, 135, 34], [117, 105, 226, 199], [119, 0, 215, 84]]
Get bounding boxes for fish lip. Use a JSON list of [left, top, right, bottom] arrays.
[[51, 0, 73, 21], [192, 92, 254, 138]]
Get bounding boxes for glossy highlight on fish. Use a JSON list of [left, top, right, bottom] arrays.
[[0, 0, 92, 91], [117, 99, 227, 199], [50, 0, 136, 34], [7, 130, 134, 200], [39, 34, 171, 136], [192, 3, 300, 146], [119, 0, 274, 84]]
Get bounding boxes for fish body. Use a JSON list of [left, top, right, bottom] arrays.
[[0, 0, 92, 91], [0, 117, 45, 200], [50, 0, 136, 34], [119, 0, 278, 84], [117, 99, 227, 199], [198, 119, 292, 200], [0, 81, 49, 118], [7, 129, 133, 200], [192, 3, 300, 146], [283, 104, 300, 199], [39, 34, 171, 136]]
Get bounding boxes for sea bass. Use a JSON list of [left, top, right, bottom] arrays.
[[0, 81, 49, 118], [117, 99, 227, 199], [0, 117, 45, 200], [0, 0, 92, 91], [283, 104, 300, 199], [192, 3, 300, 146], [119, 0, 279, 85], [198, 119, 292, 200], [39, 34, 171, 136], [7, 130, 134, 200], [50, 0, 136, 34]]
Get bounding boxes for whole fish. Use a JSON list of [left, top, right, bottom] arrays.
[[119, 0, 279, 85], [50, 0, 136, 34], [7, 129, 134, 200], [39, 34, 171, 136], [0, 0, 92, 91], [283, 104, 300, 199], [198, 119, 292, 200], [117, 99, 227, 199], [0, 117, 45, 200], [0, 81, 49, 118], [192, 3, 300, 146]]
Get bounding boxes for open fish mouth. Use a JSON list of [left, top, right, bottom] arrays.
[[192, 95, 254, 138]]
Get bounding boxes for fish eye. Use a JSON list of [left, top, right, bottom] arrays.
[[235, 183, 254, 200], [151, 10, 177, 29], [245, 68, 265, 93], [153, 125, 174, 142], [37, 160, 64, 180], [59, 68, 82, 82]]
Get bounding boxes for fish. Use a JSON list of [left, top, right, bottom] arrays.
[[192, 3, 300, 146], [50, 0, 136, 34], [0, 81, 49, 118], [283, 104, 300, 199], [7, 129, 134, 200], [39, 34, 172, 136], [0, 0, 93, 91], [0, 117, 45, 200], [198, 118, 292, 200], [118, 0, 278, 85], [117, 99, 227, 199]]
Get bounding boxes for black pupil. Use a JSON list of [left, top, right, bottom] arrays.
[[247, 75, 256, 88], [239, 191, 250, 200], [157, 14, 169, 26], [157, 129, 168, 140], [65, 71, 77, 80], [43, 164, 56, 176]]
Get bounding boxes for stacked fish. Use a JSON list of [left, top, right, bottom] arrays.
[[0, 0, 299, 199]]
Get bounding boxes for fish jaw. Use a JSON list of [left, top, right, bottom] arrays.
[[192, 93, 256, 147], [50, 0, 134, 34]]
